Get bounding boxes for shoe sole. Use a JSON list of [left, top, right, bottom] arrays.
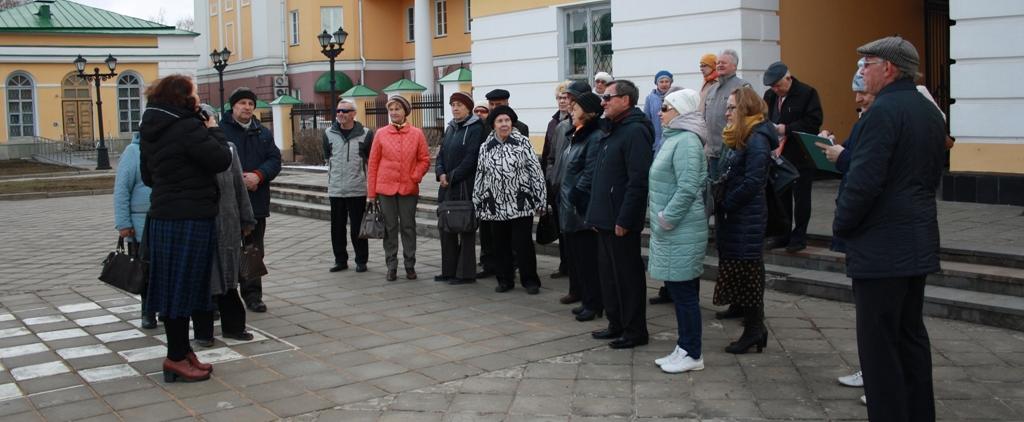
[[661, 363, 705, 374]]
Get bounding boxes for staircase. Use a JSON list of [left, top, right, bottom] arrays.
[[270, 168, 1024, 331]]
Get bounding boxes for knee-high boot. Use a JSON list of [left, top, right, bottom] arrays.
[[725, 305, 768, 354]]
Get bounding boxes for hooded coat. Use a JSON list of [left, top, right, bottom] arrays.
[[715, 120, 774, 260], [585, 107, 654, 232]]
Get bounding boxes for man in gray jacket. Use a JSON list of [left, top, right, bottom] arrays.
[[703, 49, 750, 181], [323, 99, 373, 273]]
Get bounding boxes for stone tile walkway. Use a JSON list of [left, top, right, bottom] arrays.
[[0, 195, 1021, 420]]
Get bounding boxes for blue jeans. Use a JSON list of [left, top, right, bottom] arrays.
[[666, 278, 702, 359]]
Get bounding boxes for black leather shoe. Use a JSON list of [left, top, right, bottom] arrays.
[[476, 270, 494, 279], [386, 270, 398, 281], [355, 263, 368, 273], [765, 237, 789, 250], [448, 278, 476, 285], [572, 305, 585, 315], [330, 263, 349, 272], [785, 242, 807, 253], [434, 275, 454, 282], [591, 328, 622, 340], [609, 336, 648, 349], [140, 313, 157, 329], [575, 308, 603, 321], [495, 284, 513, 293], [559, 294, 580, 304], [195, 338, 215, 348], [247, 301, 267, 313], [223, 331, 254, 341], [549, 271, 566, 279], [649, 295, 673, 305], [525, 286, 540, 295]]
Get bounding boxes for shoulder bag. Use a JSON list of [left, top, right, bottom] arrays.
[[769, 153, 799, 194], [99, 237, 148, 294], [437, 184, 479, 234]]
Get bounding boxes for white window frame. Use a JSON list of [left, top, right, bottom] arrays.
[[210, 1, 218, 15], [241, 0, 250, 6], [6, 72, 37, 138], [406, 7, 414, 42], [224, 0, 234, 12], [464, 0, 471, 33], [288, 10, 300, 45], [434, 0, 447, 37], [320, 6, 344, 33], [116, 73, 143, 134], [562, 3, 612, 82]]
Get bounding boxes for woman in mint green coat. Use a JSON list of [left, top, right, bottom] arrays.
[[647, 88, 709, 374]]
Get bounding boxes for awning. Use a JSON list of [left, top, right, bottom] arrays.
[[314, 71, 355, 93]]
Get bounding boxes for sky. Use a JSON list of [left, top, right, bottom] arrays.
[[72, 0, 194, 27]]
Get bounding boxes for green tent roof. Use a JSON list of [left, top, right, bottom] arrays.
[[382, 78, 427, 92], [0, 0, 195, 35], [221, 99, 271, 112], [341, 84, 378, 98], [270, 95, 303, 105], [438, 68, 472, 83], [314, 71, 354, 94]]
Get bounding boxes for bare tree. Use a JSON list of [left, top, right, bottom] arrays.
[[175, 16, 195, 32], [0, 0, 28, 10], [147, 8, 166, 25]]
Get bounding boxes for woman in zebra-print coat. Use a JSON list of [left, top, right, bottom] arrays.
[[473, 106, 547, 294]]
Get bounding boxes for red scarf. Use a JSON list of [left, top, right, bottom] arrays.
[[704, 70, 719, 83]]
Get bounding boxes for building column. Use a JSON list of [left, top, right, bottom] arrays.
[[414, 0, 434, 94]]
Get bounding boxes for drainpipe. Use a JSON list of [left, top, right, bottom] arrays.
[[358, 0, 366, 84], [281, 0, 288, 75]]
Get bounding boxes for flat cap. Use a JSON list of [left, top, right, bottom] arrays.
[[857, 35, 920, 77], [566, 80, 593, 97], [763, 61, 788, 86], [484, 89, 510, 100]]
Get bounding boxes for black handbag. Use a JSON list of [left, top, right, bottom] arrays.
[[437, 185, 478, 234], [536, 208, 559, 244], [769, 154, 800, 194], [99, 237, 148, 294], [359, 200, 386, 239], [239, 235, 268, 283], [705, 167, 730, 219]]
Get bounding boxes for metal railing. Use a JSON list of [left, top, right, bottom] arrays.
[[28, 136, 132, 168]]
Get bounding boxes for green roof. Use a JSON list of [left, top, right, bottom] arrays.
[[341, 84, 378, 98], [270, 95, 303, 105], [438, 67, 472, 83], [314, 71, 354, 94], [221, 99, 271, 112], [0, 0, 195, 35], [382, 78, 427, 92]]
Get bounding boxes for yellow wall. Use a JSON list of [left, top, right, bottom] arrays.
[[398, 0, 472, 59], [951, 143, 1024, 174], [241, 3, 253, 60], [0, 34, 157, 48], [473, 0, 564, 18], [0, 63, 159, 143], [209, 7, 221, 55]]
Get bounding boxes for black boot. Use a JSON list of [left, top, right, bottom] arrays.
[[649, 286, 673, 305], [725, 305, 767, 354], [715, 304, 744, 320]]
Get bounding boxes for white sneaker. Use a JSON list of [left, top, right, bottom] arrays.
[[838, 370, 863, 387], [860, 395, 867, 405], [661, 355, 705, 374], [654, 345, 685, 366]]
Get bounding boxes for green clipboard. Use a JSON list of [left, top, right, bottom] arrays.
[[794, 131, 839, 173]]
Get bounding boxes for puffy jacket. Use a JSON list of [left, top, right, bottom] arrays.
[[367, 123, 430, 199], [585, 107, 654, 232], [648, 122, 709, 282], [473, 131, 547, 221], [113, 133, 151, 242], [834, 78, 945, 279], [323, 121, 373, 198], [436, 115, 485, 202], [140, 104, 232, 220], [715, 120, 774, 260], [558, 119, 601, 233], [220, 112, 281, 218]]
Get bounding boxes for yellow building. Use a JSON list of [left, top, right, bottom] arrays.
[[0, 0, 199, 158]]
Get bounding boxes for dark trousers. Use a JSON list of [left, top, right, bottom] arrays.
[[478, 220, 496, 272], [596, 229, 648, 340], [550, 205, 567, 275], [330, 196, 368, 266], [666, 278, 702, 359], [440, 227, 476, 280], [779, 167, 813, 245], [854, 276, 935, 422], [489, 217, 539, 288], [241, 218, 266, 305], [164, 317, 193, 361], [565, 230, 601, 312], [194, 288, 247, 340]]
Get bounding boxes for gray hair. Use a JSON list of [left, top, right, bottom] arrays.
[[720, 49, 739, 66], [336, 99, 357, 111]]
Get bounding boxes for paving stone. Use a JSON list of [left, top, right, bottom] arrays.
[[635, 398, 698, 418], [321, 382, 388, 405], [28, 384, 94, 408], [344, 361, 409, 381], [101, 387, 173, 411], [758, 399, 827, 419], [370, 371, 437, 393], [458, 377, 519, 394], [508, 395, 572, 416], [390, 392, 451, 412], [575, 379, 632, 397], [115, 401, 193, 421], [379, 410, 444, 422], [37, 398, 111, 421], [448, 393, 513, 413], [199, 405, 278, 422], [180, 390, 252, 414], [571, 396, 633, 417], [262, 392, 336, 417], [523, 362, 579, 379]]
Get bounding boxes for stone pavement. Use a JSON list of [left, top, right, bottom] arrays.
[[0, 195, 1022, 421]]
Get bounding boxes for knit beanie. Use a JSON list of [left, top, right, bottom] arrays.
[[655, 70, 673, 84], [574, 92, 603, 115], [229, 87, 257, 107], [487, 105, 518, 129], [449, 91, 474, 111], [473, 100, 489, 113], [700, 54, 717, 68], [594, 72, 613, 83], [663, 88, 701, 115], [386, 95, 412, 115]]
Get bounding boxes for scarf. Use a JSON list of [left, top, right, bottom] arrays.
[[390, 119, 408, 131], [722, 114, 765, 150], [704, 70, 719, 83]]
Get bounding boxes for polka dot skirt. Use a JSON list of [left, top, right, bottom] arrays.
[[713, 258, 765, 307]]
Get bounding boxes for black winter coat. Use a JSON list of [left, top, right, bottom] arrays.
[[436, 115, 485, 202], [140, 104, 232, 220], [764, 77, 823, 169], [220, 112, 282, 218], [559, 119, 602, 233], [834, 79, 945, 279], [715, 121, 774, 260], [585, 108, 654, 232]]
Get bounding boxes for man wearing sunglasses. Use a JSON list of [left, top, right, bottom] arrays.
[[323, 99, 374, 274]]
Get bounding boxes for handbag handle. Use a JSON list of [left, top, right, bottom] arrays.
[[445, 182, 470, 201]]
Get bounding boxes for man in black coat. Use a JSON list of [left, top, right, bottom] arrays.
[[835, 36, 943, 420], [220, 88, 282, 313], [762, 61, 823, 253], [584, 79, 653, 349]]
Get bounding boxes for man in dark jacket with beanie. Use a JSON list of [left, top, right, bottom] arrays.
[[835, 36, 942, 420], [585, 79, 653, 349], [221, 87, 282, 313]]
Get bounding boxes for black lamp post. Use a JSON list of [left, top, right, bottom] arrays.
[[210, 47, 232, 111], [74, 54, 117, 170], [317, 27, 348, 110]]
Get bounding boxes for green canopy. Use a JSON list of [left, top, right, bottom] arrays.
[[314, 71, 355, 93], [220, 99, 270, 112], [341, 84, 379, 98], [438, 67, 472, 83], [270, 95, 303, 105], [382, 78, 427, 92]]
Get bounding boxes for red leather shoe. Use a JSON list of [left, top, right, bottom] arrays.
[[162, 358, 211, 383], [186, 352, 213, 373]]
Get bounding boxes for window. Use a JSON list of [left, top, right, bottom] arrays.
[[288, 10, 299, 45], [210, 1, 218, 15], [321, 7, 343, 33], [225, 22, 235, 53], [224, 0, 234, 11], [406, 7, 414, 41], [564, 4, 612, 82], [464, 0, 471, 33], [434, 0, 447, 37], [241, 0, 250, 6], [7, 74, 35, 137], [117, 74, 142, 134]]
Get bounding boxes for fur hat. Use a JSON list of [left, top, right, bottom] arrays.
[[386, 95, 412, 115], [228, 87, 257, 107]]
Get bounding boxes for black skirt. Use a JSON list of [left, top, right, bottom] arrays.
[[713, 258, 765, 307]]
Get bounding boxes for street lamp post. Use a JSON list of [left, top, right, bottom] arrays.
[[317, 27, 348, 110], [74, 54, 117, 171], [210, 47, 232, 111]]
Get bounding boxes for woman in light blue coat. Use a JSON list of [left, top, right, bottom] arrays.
[[113, 132, 156, 328], [647, 88, 709, 374]]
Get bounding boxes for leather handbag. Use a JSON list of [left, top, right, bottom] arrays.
[[359, 200, 386, 239], [437, 185, 478, 234], [705, 167, 730, 219], [99, 237, 148, 294], [239, 235, 268, 283], [769, 154, 800, 194], [536, 207, 559, 244]]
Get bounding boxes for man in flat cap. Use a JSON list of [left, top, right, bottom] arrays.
[[762, 61, 823, 253], [485, 89, 529, 136], [834, 36, 942, 420]]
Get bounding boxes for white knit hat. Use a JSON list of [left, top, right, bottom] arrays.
[[663, 88, 701, 114]]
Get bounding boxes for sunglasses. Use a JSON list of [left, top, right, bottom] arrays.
[[660, 105, 673, 113], [600, 93, 625, 102], [337, 109, 355, 114]]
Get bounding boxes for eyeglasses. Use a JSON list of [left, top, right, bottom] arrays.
[[600, 93, 625, 102], [725, 105, 737, 112], [337, 109, 355, 114]]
